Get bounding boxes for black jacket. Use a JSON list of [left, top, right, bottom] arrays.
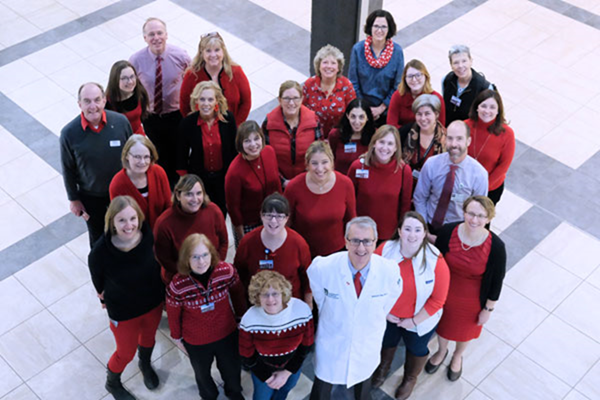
[[442, 68, 495, 126]]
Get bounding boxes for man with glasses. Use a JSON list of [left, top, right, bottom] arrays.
[[130, 17, 191, 187], [308, 216, 402, 400]]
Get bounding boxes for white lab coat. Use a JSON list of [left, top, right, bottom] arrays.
[[308, 251, 402, 387]]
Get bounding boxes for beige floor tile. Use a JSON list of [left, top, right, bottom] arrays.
[[15, 246, 88, 306], [96, 12, 146, 44], [587, 266, 600, 291], [0, 60, 45, 94], [478, 351, 570, 400], [0, 356, 22, 398], [0, 188, 10, 208], [484, 0, 536, 19], [518, 86, 581, 125], [28, 346, 107, 400], [547, 70, 600, 105], [0, 201, 43, 252], [518, 315, 600, 386], [506, 104, 556, 146], [576, 360, 600, 400], [563, 0, 600, 8], [461, 329, 513, 386], [287, 372, 312, 400], [554, 283, 600, 343], [33, 97, 79, 137], [64, 233, 91, 264], [532, 33, 600, 69], [486, 19, 550, 52], [23, 43, 82, 76], [0, 17, 42, 47], [131, 0, 187, 23], [249, 82, 275, 113], [533, 127, 600, 170], [491, 189, 532, 233], [504, 251, 581, 311], [2, 0, 54, 15], [564, 390, 592, 400], [61, 26, 121, 59], [588, 92, 600, 114], [8, 78, 72, 116], [506, 53, 566, 89], [535, 223, 600, 279], [0, 310, 79, 380], [0, 3, 18, 24], [249, 61, 308, 98], [558, 107, 600, 146], [48, 282, 108, 342], [484, 286, 548, 347], [0, 385, 39, 400], [16, 176, 69, 226], [56, 0, 118, 16], [48, 60, 108, 97], [570, 48, 600, 85], [518, 6, 573, 35], [0, 126, 29, 168], [0, 152, 58, 198], [229, 44, 277, 76], [460, 5, 514, 38], [464, 389, 492, 400], [24, 3, 78, 31], [85, 43, 139, 74]]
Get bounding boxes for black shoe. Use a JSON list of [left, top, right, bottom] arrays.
[[424, 349, 448, 374], [138, 346, 159, 390], [447, 356, 462, 382], [106, 368, 136, 400]]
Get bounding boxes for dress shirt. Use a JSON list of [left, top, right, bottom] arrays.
[[348, 259, 371, 287]]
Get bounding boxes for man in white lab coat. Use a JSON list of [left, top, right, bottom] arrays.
[[308, 216, 403, 400]]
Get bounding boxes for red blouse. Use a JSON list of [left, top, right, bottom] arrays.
[[328, 128, 369, 175], [387, 90, 445, 128], [198, 117, 223, 172]]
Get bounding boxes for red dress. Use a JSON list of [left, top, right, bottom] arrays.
[[436, 227, 492, 341]]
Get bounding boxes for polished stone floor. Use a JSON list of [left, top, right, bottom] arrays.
[[0, 0, 599, 399]]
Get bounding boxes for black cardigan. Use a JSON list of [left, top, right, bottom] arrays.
[[88, 223, 165, 321], [435, 222, 506, 308], [176, 110, 237, 176], [442, 68, 495, 126]]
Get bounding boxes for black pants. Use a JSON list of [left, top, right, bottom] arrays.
[[183, 331, 243, 400], [79, 193, 110, 247], [487, 182, 505, 205], [200, 170, 227, 218], [144, 111, 182, 188], [310, 376, 372, 400]]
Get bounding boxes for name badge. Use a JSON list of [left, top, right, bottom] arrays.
[[109, 140, 121, 147], [355, 169, 369, 179], [110, 319, 119, 328], [201, 302, 215, 312], [344, 143, 357, 153], [259, 259, 274, 270], [425, 279, 433, 284], [450, 95, 462, 107], [324, 288, 340, 299], [412, 169, 420, 180]]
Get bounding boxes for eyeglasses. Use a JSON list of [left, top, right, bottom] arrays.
[[120, 75, 136, 82], [201, 31, 222, 39], [262, 213, 287, 221], [129, 154, 152, 162], [372, 24, 388, 31], [465, 211, 488, 220], [281, 96, 301, 103], [347, 238, 375, 247], [406, 72, 424, 81], [260, 291, 281, 299], [190, 252, 210, 262]]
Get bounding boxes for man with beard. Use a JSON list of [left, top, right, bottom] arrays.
[[413, 120, 487, 241]]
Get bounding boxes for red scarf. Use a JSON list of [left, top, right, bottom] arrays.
[[364, 36, 394, 69]]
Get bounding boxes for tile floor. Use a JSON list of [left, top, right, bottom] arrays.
[[0, 0, 599, 399]]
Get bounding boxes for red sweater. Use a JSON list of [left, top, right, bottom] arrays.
[[179, 65, 251, 125], [109, 165, 171, 229], [224, 146, 282, 226], [285, 172, 356, 257], [465, 119, 515, 191], [234, 226, 311, 299], [166, 261, 246, 345], [153, 203, 228, 283], [387, 90, 445, 128], [263, 106, 320, 181], [328, 128, 369, 175], [348, 159, 412, 241]]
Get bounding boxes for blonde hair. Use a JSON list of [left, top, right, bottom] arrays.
[[177, 233, 220, 275], [190, 81, 229, 122], [304, 140, 334, 168], [313, 45, 345, 78], [463, 196, 496, 220], [189, 33, 236, 80], [247, 271, 292, 308], [398, 59, 433, 96], [278, 80, 302, 99], [104, 195, 145, 234], [363, 125, 403, 171], [121, 134, 159, 169]]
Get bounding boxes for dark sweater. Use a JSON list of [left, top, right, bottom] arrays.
[[435, 222, 506, 308], [60, 110, 133, 200], [88, 223, 164, 321], [442, 68, 495, 126]]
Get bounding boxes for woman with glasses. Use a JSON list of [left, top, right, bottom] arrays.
[[426, 196, 506, 382], [348, 9, 404, 126], [234, 193, 312, 306], [225, 121, 281, 246], [106, 60, 149, 135], [262, 80, 322, 189], [387, 59, 445, 129], [302, 45, 356, 138], [285, 141, 356, 257], [166, 233, 246, 400], [109, 134, 171, 228], [180, 32, 251, 125], [154, 174, 228, 284]]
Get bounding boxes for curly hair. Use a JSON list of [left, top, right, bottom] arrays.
[[247, 271, 292, 308]]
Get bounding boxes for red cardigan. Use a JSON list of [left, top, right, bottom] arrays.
[[153, 202, 228, 283], [179, 65, 251, 125], [285, 172, 356, 257], [465, 119, 515, 191], [109, 164, 171, 229], [224, 145, 282, 227], [387, 90, 445, 128], [328, 128, 369, 175], [348, 159, 412, 241]]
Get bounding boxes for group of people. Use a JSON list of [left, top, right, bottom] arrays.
[[59, 8, 514, 400]]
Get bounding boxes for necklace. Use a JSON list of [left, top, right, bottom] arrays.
[[459, 224, 487, 251], [474, 124, 492, 161]]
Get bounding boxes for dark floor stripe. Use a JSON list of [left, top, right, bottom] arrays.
[[529, 0, 600, 29]]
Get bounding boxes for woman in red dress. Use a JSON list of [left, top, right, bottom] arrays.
[[328, 98, 375, 175], [465, 89, 515, 205], [347, 125, 412, 241], [285, 141, 356, 257], [426, 196, 506, 381], [106, 60, 149, 135]]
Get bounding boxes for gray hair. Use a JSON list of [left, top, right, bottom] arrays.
[[313, 44, 345, 78], [412, 93, 441, 114], [448, 44, 471, 62], [345, 216, 378, 242]]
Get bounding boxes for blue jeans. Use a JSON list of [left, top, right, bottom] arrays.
[[382, 321, 437, 357], [251, 369, 302, 400]]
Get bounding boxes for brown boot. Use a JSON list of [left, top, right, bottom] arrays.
[[371, 347, 397, 388], [394, 352, 428, 400]]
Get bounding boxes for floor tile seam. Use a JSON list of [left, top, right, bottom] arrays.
[[0, 351, 23, 388], [528, 0, 600, 29], [549, 280, 600, 345], [502, 278, 571, 315], [510, 346, 576, 391], [524, 248, 586, 282], [8, 179, 67, 230], [568, 358, 600, 398], [461, 343, 513, 389]]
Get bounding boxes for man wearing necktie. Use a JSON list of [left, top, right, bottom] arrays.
[[307, 216, 402, 400]]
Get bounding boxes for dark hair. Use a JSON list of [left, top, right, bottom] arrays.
[[364, 10, 397, 40], [261, 192, 289, 216], [235, 120, 265, 155], [105, 60, 149, 121], [338, 98, 375, 146], [469, 89, 506, 136], [173, 174, 211, 208], [390, 211, 431, 272]]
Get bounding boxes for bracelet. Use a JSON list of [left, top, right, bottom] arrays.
[[412, 317, 417, 326], [484, 306, 494, 312]]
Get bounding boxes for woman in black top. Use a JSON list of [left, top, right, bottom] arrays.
[[105, 60, 149, 135], [88, 195, 164, 399]]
